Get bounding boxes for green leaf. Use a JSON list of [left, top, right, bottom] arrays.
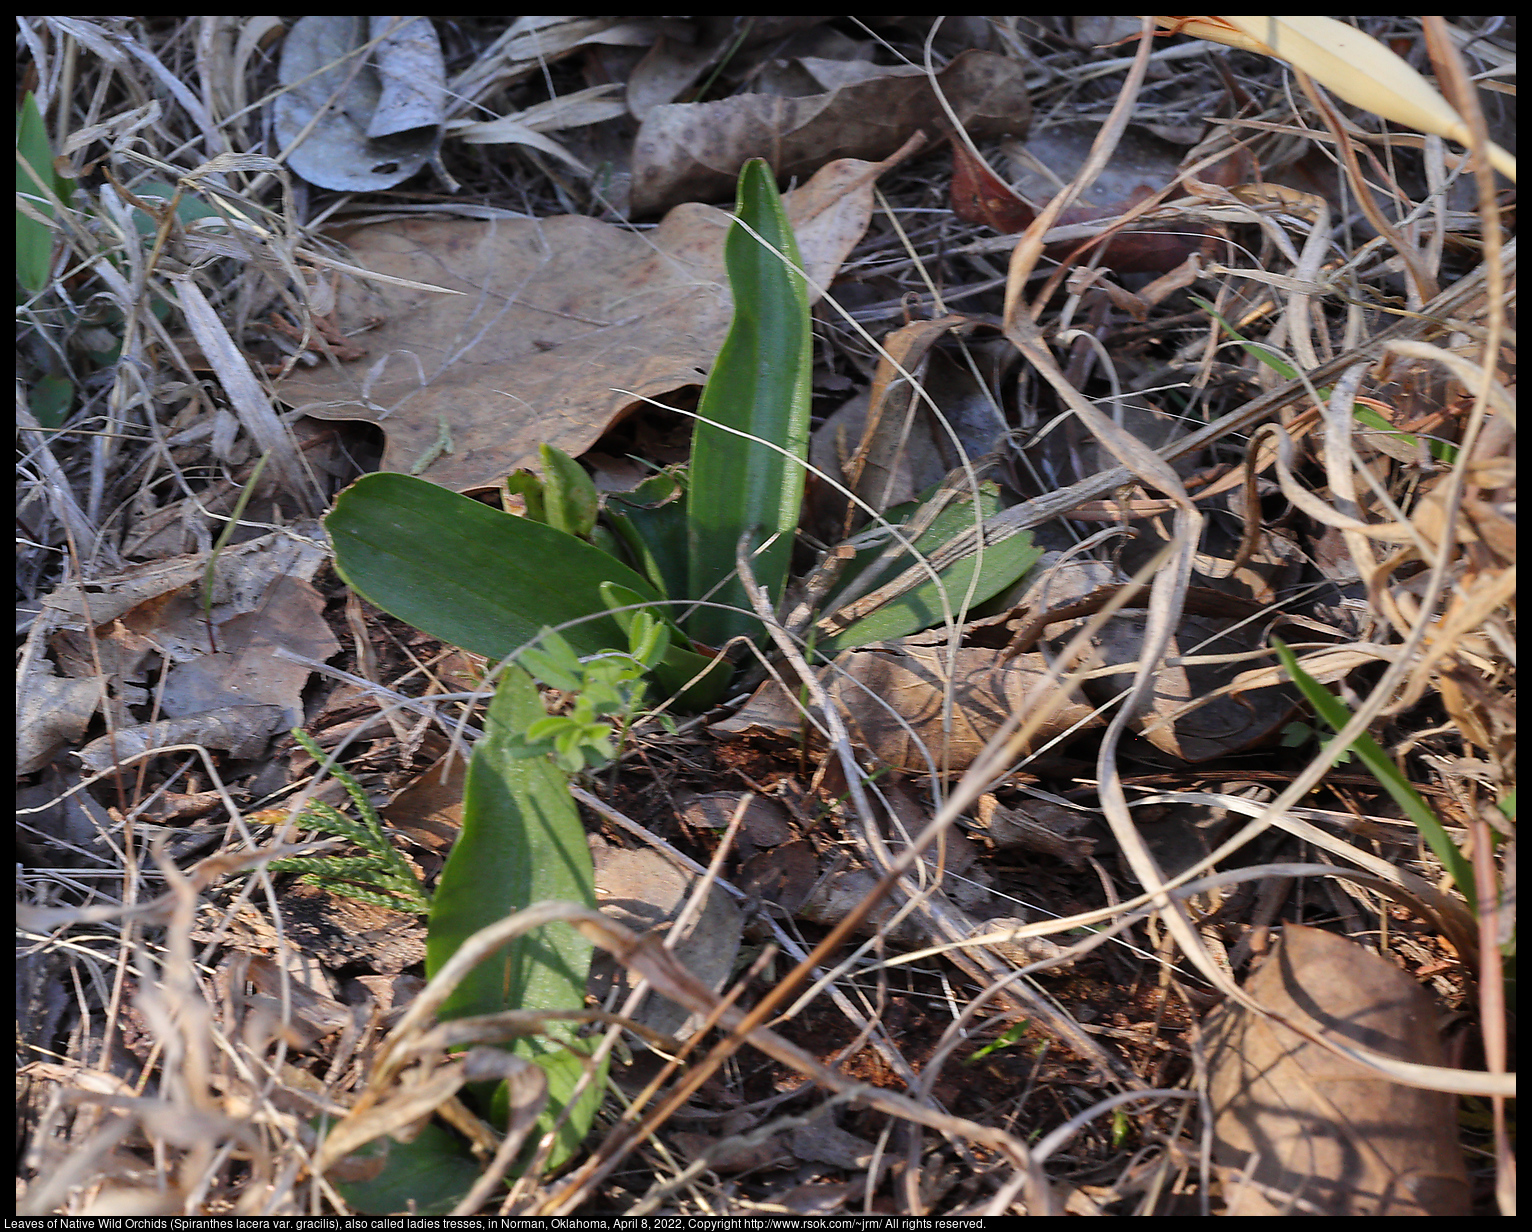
[[605, 469, 689, 601], [1190, 294, 1455, 464], [1271, 637, 1477, 913], [826, 480, 1006, 605], [596, 581, 730, 707], [489, 1042, 602, 1174], [505, 469, 547, 523], [27, 373, 74, 430], [17, 91, 72, 296], [326, 472, 660, 661], [539, 443, 599, 539], [326, 1119, 483, 1215], [426, 664, 606, 1170], [815, 494, 1042, 656], [519, 628, 586, 694], [121, 178, 222, 238], [685, 158, 813, 650]]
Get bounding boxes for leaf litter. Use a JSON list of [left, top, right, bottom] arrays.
[[16, 15, 1514, 1218]]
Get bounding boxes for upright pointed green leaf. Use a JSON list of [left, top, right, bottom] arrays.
[[427, 664, 604, 1168], [1271, 637, 1476, 912], [326, 471, 659, 660], [539, 443, 598, 539], [17, 91, 73, 296], [685, 159, 812, 650]]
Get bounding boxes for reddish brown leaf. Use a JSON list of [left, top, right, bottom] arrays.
[[950, 142, 1034, 232]]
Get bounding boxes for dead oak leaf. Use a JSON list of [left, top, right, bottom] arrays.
[[632, 48, 1031, 216], [274, 159, 878, 493]]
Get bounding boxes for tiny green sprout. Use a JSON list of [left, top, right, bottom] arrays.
[[1281, 719, 1353, 764], [1110, 1105, 1131, 1149], [508, 621, 659, 773], [963, 1019, 1031, 1066]]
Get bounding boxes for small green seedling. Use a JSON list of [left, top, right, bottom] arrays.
[[265, 728, 430, 915], [963, 1020, 1031, 1066], [509, 615, 668, 774]]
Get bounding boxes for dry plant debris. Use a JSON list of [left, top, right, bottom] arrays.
[[17, 16, 1514, 1218]]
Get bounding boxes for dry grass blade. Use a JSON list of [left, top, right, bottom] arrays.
[[1162, 16, 1515, 181]]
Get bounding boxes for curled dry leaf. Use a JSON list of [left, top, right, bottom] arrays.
[[716, 639, 1103, 775], [950, 140, 1215, 275], [1059, 604, 1298, 763], [43, 532, 339, 773], [632, 48, 1031, 216], [17, 664, 101, 776], [275, 16, 446, 193], [1203, 924, 1471, 1216], [75, 705, 289, 772], [975, 792, 1097, 867], [675, 789, 795, 859], [837, 635, 1106, 773]]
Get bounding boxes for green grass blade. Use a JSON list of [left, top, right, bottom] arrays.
[[1191, 294, 1455, 463], [1271, 637, 1476, 913], [816, 526, 1041, 656], [685, 159, 812, 649]]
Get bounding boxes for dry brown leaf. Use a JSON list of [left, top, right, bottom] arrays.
[[275, 159, 878, 492], [155, 573, 339, 728], [828, 638, 1104, 774], [951, 138, 1215, 274], [34, 532, 337, 773], [17, 662, 103, 775], [277, 881, 426, 976], [669, 1128, 795, 1174], [588, 845, 743, 1044], [713, 637, 1104, 775], [631, 48, 1031, 216], [275, 16, 447, 194], [624, 18, 830, 121], [834, 315, 1013, 530], [975, 793, 1097, 867], [1065, 606, 1297, 763], [377, 751, 470, 886], [1204, 924, 1472, 1216]]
